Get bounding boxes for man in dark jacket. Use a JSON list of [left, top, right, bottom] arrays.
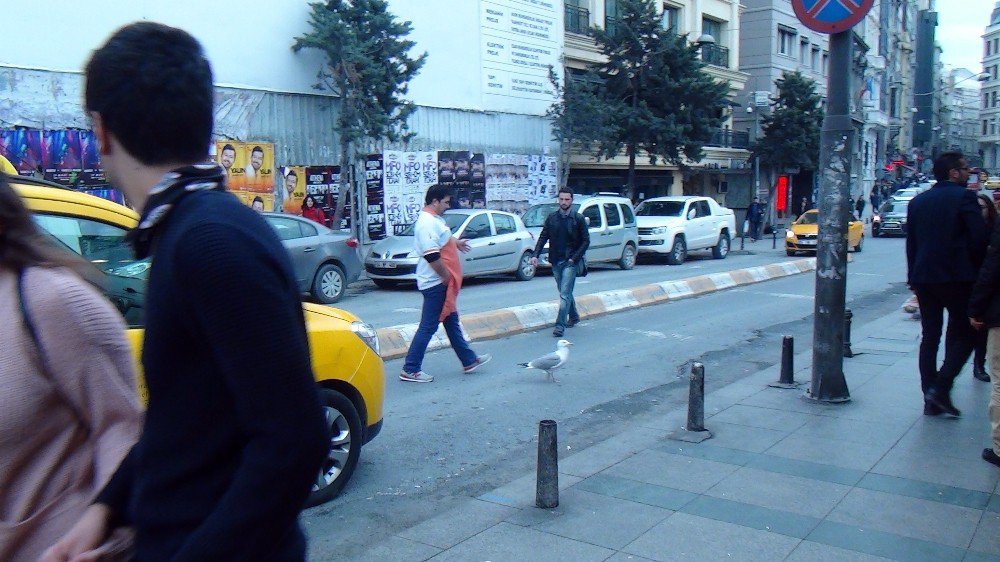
[[531, 187, 590, 337], [969, 217, 1000, 467], [907, 151, 988, 418], [43, 22, 327, 562]]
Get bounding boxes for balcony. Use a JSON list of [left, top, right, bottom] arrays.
[[700, 44, 730, 68], [565, 5, 590, 35], [708, 129, 750, 149]]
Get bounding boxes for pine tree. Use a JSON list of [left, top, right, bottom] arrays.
[[546, 65, 610, 188], [294, 0, 426, 231], [591, 0, 729, 199], [752, 71, 824, 216]]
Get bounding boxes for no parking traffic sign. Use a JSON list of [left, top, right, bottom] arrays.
[[792, 0, 874, 34]]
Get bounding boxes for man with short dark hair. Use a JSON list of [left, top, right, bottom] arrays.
[[400, 184, 491, 382], [219, 143, 236, 172], [907, 151, 988, 418], [531, 187, 589, 337], [43, 22, 327, 562]]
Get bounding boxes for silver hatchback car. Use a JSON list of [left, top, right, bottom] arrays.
[[365, 209, 536, 288], [263, 213, 362, 304]]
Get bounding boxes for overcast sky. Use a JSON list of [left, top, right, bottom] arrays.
[[936, 0, 994, 73]]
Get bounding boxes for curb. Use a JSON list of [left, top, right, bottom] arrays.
[[376, 257, 819, 361]]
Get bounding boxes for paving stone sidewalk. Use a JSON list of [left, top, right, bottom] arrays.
[[349, 309, 1000, 562]]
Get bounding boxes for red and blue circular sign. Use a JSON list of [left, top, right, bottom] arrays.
[[792, 0, 875, 34]]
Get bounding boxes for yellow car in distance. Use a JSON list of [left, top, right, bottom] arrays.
[[785, 209, 863, 256], [12, 175, 384, 506]]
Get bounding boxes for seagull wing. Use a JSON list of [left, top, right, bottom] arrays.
[[528, 351, 564, 371]]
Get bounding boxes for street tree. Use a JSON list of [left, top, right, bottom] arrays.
[[752, 71, 824, 222], [591, 0, 729, 199], [546, 65, 610, 188], [294, 0, 426, 231]]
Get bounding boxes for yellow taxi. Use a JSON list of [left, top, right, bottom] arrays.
[[785, 209, 863, 256], [12, 174, 383, 506]]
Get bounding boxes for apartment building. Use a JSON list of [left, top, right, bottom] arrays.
[[563, 0, 751, 203], [982, 1, 1000, 170]]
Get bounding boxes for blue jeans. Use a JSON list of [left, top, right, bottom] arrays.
[[403, 282, 477, 373], [551, 260, 579, 330]]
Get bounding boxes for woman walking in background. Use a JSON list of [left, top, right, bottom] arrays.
[[302, 195, 326, 225], [973, 192, 999, 382], [0, 173, 142, 560]]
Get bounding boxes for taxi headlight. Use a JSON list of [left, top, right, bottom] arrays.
[[351, 321, 380, 355]]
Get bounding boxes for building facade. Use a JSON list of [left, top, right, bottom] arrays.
[[982, 2, 1000, 170], [562, 0, 751, 205]]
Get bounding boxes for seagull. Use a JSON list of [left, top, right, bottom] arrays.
[[518, 339, 573, 382]]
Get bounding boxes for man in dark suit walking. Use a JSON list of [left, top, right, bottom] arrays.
[[907, 151, 988, 417]]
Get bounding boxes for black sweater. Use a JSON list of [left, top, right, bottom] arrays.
[[970, 219, 1000, 327], [533, 210, 590, 264], [96, 191, 327, 562]]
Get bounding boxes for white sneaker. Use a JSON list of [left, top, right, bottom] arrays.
[[400, 370, 434, 383]]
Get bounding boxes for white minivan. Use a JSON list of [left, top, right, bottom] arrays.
[[522, 193, 640, 270]]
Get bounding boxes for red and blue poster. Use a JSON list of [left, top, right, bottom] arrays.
[[0, 129, 43, 174], [43, 129, 84, 185], [79, 130, 107, 186]]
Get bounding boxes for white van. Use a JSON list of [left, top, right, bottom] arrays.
[[522, 193, 640, 270]]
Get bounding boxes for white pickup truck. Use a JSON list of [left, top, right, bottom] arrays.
[[634, 196, 737, 265]]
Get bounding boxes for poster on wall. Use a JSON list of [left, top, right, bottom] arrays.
[[470, 153, 486, 209], [0, 129, 43, 174], [243, 142, 275, 195], [216, 141, 246, 192], [278, 166, 307, 214], [43, 129, 83, 185], [485, 153, 556, 215], [79, 130, 107, 186], [365, 154, 386, 240]]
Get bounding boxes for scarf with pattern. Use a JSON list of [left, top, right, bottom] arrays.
[[127, 164, 227, 259]]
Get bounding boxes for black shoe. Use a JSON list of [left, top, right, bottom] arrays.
[[553, 328, 564, 337], [974, 366, 991, 382], [923, 401, 943, 416], [567, 317, 579, 328], [984, 448, 1000, 468], [925, 390, 961, 418]]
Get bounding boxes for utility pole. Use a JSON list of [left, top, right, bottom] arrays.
[[791, 0, 874, 403], [808, 29, 853, 402]]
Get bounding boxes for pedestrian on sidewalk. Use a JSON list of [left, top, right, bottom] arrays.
[[971, 193, 998, 382], [530, 187, 590, 337], [855, 194, 866, 221], [907, 151, 988, 417], [747, 197, 763, 241], [400, 184, 491, 382], [969, 194, 1000, 467], [301, 195, 326, 225], [0, 174, 142, 561], [43, 22, 328, 562]]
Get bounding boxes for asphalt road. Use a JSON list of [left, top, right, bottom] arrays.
[[303, 232, 910, 560], [336, 233, 821, 330]]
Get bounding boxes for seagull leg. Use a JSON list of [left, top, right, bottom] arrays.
[[545, 370, 553, 382]]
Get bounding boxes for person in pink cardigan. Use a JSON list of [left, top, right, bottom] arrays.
[[0, 173, 142, 561]]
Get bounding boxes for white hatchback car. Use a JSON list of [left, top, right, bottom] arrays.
[[365, 209, 536, 288]]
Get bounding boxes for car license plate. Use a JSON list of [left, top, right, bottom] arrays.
[[374, 261, 396, 268], [798, 239, 816, 246]]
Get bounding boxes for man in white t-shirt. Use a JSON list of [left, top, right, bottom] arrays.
[[400, 185, 491, 382]]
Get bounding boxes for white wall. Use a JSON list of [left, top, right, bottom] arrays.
[[1, 0, 560, 115]]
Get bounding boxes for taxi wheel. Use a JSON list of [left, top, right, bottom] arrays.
[[313, 263, 346, 304], [853, 236, 863, 253], [306, 388, 362, 507]]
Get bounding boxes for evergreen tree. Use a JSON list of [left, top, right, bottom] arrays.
[[752, 71, 824, 218], [546, 65, 610, 188], [294, 0, 426, 231], [591, 0, 729, 199]]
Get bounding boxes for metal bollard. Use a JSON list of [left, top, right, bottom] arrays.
[[535, 420, 558, 509], [769, 336, 799, 388], [843, 308, 854, 358], [687, 362, 706, 432], [668, 363, 712, 442]]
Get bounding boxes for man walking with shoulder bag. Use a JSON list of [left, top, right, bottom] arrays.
[[531, 187, 590, 337]]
